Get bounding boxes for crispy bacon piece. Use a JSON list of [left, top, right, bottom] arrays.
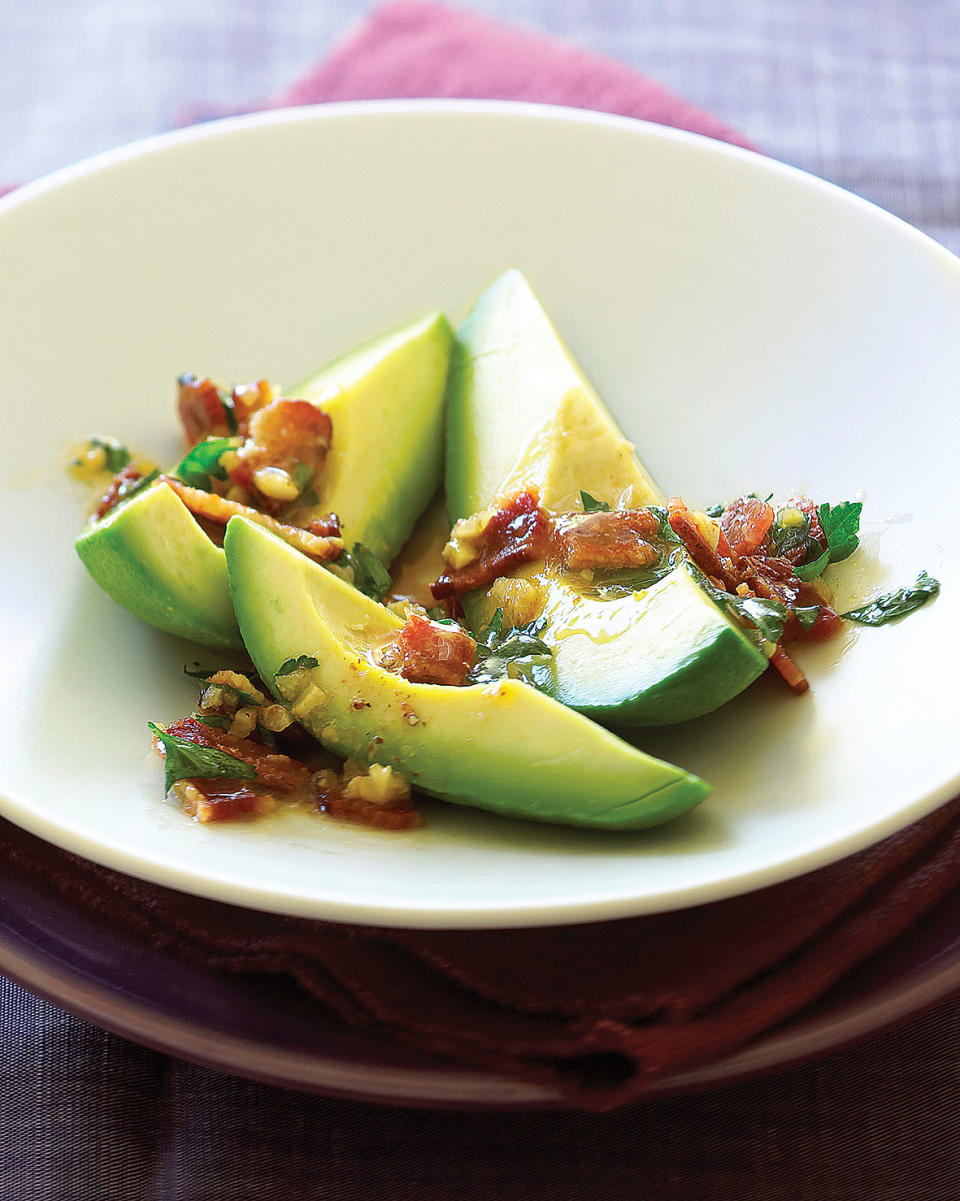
[[161, 717, 311, 792], [308, 513, 341, 538], [386, 614, 477, 686], [95, 465, 146, 519], [720, 496, 775, 557], [174, 780, 276, 823], [178, 375, 231, 446], [553, 509, 660, 572], [160, 476, 343, 562], [177, 375, 274, 446], [667, 497, 738, 589], [740, 554, 843, 641], [431, 490, 553, 599], [227, 399, 332, 508], [768, 644, 809, 695], [313, 786, 421, 830], [782, 495, 827, 562]]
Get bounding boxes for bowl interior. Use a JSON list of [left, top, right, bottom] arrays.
[[1, 102, 957, 928]]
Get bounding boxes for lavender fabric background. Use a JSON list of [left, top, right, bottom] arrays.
[[1, 2, 959, 1198]]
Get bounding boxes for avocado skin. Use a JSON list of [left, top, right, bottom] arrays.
[[225, 516, 710, 831], [447, 271, 767, 727], [74, 311, 453, 649]]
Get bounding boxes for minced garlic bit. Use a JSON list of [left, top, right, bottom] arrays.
[[486, 576, 545, 629], [69, 442, 109, 477], [343, 762, 411, 806], [199, 670, 266, 712], [195, 670, 294, 738], [442, 504, 497, 570], [690, 509, 721, 552], [252, 465, 301, 502]]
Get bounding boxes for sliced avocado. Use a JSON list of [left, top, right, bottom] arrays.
[[76, 479, 242, 647], [287, 310, 452, 561], [224, 516, 709, 830], [446, 269, 661, 523], [471, 566, 768, 726], [75, 312, 453, 648], [446, 271, 767, 726]]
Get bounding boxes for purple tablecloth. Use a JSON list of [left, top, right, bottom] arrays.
[[2, 1, 959, 1197]]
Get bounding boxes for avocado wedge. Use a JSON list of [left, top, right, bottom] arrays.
[[224, 516, 710, 830], [446, 271, 767, 726], [76, 311, 453, 649]]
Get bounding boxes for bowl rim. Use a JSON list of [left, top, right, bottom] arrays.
[[1, 99, 958, 929]]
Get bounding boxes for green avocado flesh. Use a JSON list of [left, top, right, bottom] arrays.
[[447, 270, 767, 726], [287, 310, 452, 562], [75, 480, 243, 648], [75, 312, 453, 648], [224, 516, 710, 830]]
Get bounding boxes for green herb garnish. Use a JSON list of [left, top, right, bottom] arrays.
[[193, 714, 232, 731], [790, 500, 863, 582], [341, 543, 393, 602], [841, 571, 940, 627], [174, 436, 241, 491], [819, 501, 862, 565], [689, 564, 787, 647], [276, 655, 319, 676], [580, 491, 611, 513], [794, 605, 821, 631], [704, 503, 725, 518], [90, 436, 132, 473], [468, 609, 553, 687], [220, 393, 239, 435], [292, 462, 313, 493], [149, 723, 256, 795]]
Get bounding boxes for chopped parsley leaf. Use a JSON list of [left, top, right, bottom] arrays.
[[341, 543, 393, 602], [468, 608, 553, 686], [194, 714, 231, 730], [580, 491, 611, 513], [276, 655, 319, 676], [174, 436, 241, 491], [149, 723, 256, 795], [794, 605, 821, 631], [292, 462, 313, 492], [841, 571, 940, 627], [819, 501, 862, 565], [90, 436, 131, 473]]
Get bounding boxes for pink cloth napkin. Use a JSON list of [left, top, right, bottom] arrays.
[[194, 0, 756, 152]]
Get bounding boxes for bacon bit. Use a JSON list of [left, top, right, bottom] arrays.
[[173, 779, 277, 823], [178, 375, 229, 446], [314, 789, 421, 830], [768, 644, 809, 695], [386, 613, 477, 686], [721, 496, 775, 557], [308, 513, 341, 538], [553, 509, 660, 572], [227, 399, 332, 511], [229, 379, 273, 433], [313, 770, 421, 831], [95, 465, 147, 519], [667, 497, 738, 589], [162, 717, 311, 792], [431, 490, 553, 599], [785, 495, 827, 556], [740, 554, 843, 641], [160, 476, 343, 562]]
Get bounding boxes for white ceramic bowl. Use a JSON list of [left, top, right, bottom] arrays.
[[1, 101, 957, 928]]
